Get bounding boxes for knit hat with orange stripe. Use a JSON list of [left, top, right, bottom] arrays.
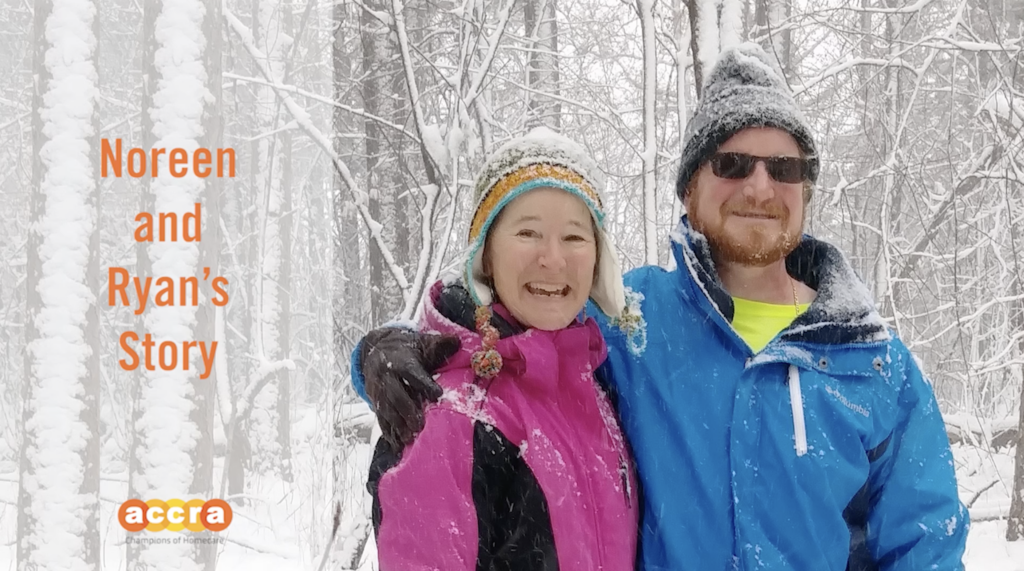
[[464, 127, 625, 319]]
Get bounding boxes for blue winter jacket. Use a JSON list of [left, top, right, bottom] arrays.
[[591, 217, 968, 570], [352, 216, 969, 570]]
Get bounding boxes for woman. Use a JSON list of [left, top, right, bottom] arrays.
[[366, 127, 638, 571]]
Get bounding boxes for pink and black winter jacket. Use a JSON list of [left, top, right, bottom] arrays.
[[367, 281, 639, 571]]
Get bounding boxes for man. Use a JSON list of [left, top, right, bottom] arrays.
[[353, 43, 968, 570]]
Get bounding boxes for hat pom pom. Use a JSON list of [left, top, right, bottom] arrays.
[[472, 348, 503, 379]]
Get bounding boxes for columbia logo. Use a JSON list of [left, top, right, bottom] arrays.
[[824, 385, 869, 418]]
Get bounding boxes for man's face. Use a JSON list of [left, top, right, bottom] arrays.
[[685, 127, 807, 267]]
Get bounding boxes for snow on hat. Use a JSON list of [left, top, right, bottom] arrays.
[[675, 42, 819, 201], [464, 127, 625, 319]]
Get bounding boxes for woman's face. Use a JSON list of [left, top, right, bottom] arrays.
[[484, 187, 597, 330]]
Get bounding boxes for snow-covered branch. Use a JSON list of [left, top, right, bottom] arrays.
[[224, 5, 413, 306], [793, 58, 920, 95], [223, 72, 418, 140]]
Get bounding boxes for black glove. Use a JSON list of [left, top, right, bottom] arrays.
[[360, 328, 460, 450]]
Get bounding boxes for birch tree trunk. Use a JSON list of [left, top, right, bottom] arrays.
[[191, 0, 222, 565], [126, 0, 158, 563], [360, 0, 401, 325], [277, 0, 295, 479], [17, 0, 101, 569], [685, 0, 718, 96], [17, 2, 48, 566], [719, 0, 742, 50], [525, 0, 561, 128], [332, 1, 371, 562], [667, 0, 689, 271], [277, 112, 294, 484], [1006, 17, 1024, 540], [333, 1, 363, 356], [637, 0, 658, 265], [250, 0, 290, 479], [1009, 278, 1024, 540], [127, 0, 211, 568], [754, 0, 790, 74]]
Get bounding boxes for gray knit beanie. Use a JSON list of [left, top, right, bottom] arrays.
[[676, 42, 819, 201]]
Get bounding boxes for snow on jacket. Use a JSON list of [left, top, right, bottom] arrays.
[[367, 281, 639, 571], [590, 216, 968, 571]]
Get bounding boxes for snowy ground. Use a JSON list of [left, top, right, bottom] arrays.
[[0, 405, 376, 571], [1, 410, 1021, 570], [966, 521, 1024, 571], [954, 442, 1024, 570]]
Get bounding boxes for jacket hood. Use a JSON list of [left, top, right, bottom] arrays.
[[670, 215, 890, 346]]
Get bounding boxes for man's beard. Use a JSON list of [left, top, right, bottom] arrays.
[[689, 190, 802, 267]]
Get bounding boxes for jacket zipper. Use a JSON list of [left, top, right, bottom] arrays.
[[592, 384, 632, 509]]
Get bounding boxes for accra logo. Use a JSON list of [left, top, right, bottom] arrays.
[[118, 499, 233, 532]]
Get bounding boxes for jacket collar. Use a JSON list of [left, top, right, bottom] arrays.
[[421, 280, 608, 383], [670, 216, 890, 346], [432, 280, 524, 338]]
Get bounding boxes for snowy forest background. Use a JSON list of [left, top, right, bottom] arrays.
[[1, 0, 1024, 569]]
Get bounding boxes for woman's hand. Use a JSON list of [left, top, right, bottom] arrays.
[[360, 328, 460, 450]]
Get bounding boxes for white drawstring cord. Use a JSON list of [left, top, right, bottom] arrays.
[[788, 364, 808, 456]]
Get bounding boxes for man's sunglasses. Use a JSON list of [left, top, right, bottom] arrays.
[[709, 152, 813, 184]]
